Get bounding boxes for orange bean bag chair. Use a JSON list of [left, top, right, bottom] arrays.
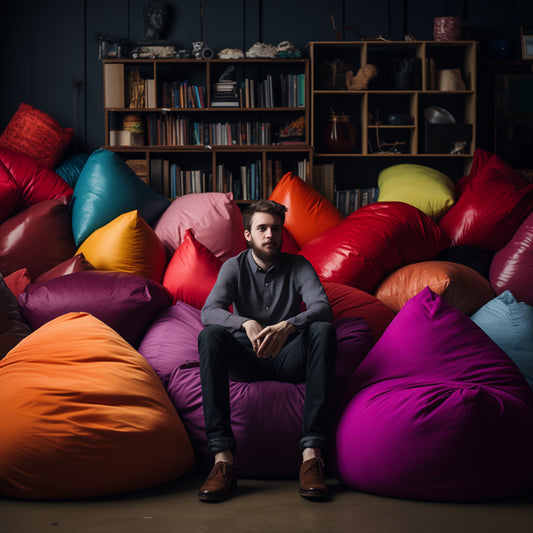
[[0, 312, 194, 499]]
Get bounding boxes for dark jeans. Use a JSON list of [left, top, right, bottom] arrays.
[[197, 322, 337, 455]]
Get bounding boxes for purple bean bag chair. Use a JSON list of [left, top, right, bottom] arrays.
[[18, 270, 172, 347], [335, 287, 533, 501], [490, 212, 533, 307], [138, 301, 374, 476]]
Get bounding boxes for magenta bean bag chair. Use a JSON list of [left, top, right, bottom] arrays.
[[154, 192, 246, 262], [439, 149, 533, 251], [138, 301, 373, 476], [335, 287, 533, 501], [0, 198, 76, 279], [18, 271, 172, 348], [489, 212, 533, 306], [299, 202, 450, 293]]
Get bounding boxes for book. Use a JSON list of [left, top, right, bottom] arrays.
[[104, 63, 124, 108]]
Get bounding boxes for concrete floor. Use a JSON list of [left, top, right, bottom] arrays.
[[1, 472, 533, 533]]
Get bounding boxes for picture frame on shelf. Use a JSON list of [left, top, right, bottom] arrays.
[[521, 26, 533, 60]]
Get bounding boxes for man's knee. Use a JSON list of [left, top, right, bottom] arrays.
[[308, 321, 336, 342]]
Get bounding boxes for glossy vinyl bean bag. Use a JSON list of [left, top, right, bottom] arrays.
[[269, 172, 344, 248], [0, 198, 76, 279], [76, 210, 167, 283], [54, 153, 90, 188], [0, 147, 73, 223], [71, 149, 170, 246], [471, 290, 533, 390], [299, 202, 450, 293], [323, 282, 395, 342], [374, 260, 495, 315], [138, 302, 373, 476], [0, 274, 31, 360], [489, 212, 533, 306], [0, 312, 194, 499], [439, 149, 533, 251], [18, 271, 172, 348], [34, 253, 94, 284], [155, 192, 246, 262], [162, 229, 222, 308], [377, 163, 455, 220], [3, 269, 32, 299], [335, 287, 533, 501]]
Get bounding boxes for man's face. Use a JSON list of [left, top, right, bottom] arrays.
[[244, 212, 283, 264]]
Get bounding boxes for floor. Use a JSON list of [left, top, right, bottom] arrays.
[[2, 472, 533, 533]]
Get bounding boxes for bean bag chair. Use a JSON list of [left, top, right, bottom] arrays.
[[323, 282, 395, 341], [377, 163, 455, 220], [54, 153, 90, 188], [155, 192, 246, 262], [0, 312, 194, 499], [281, 226, 300, 253], [0, 148, 73, 223], [138, 302, 373, 476], [374, 261, 495, 315], [0, 198, 76, 279], [0, 103, 73, 168], [77, 210, 167, 283], [435, 244, 494, 280], [3, 269, 31, 299], [18, 271, 172, 348], [489, 212, 533, 306], [71, 149, 170, 246], [299, 202, 450, 293], [269, 172, 344, 248], [0, 274, 31, 360], [439, 149, 533, 251], [162, 229, 222, 308], [471, 290, 533, 390], [34, 253, 94, 284], [335, 287, 533, 501]]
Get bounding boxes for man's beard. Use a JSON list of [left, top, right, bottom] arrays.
[[249, 237, 281, 264]]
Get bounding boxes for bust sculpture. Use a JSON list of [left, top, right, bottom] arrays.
[[143, 0, 169, 41]]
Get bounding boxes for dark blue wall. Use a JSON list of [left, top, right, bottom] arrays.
[[1, 0, 532, 155]]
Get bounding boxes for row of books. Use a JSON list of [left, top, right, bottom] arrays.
[[161, 81, 206, 108], [147, 158, 309, 200], [336, 187, 380, 216], [145, 114, 273, 146]]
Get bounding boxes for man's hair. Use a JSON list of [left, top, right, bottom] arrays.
[[242, 200, 287, 231]]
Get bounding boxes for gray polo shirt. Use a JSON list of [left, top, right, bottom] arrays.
[[201, 249, 332, 337]]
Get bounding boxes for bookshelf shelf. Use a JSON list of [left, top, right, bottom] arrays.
[[102, 57, 312, 201]]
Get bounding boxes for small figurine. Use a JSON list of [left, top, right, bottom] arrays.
[[143, 0, 168, 41], [346, 64, 378, 91]]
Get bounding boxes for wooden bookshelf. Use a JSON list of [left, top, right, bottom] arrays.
[[102, 58, 312, 202]]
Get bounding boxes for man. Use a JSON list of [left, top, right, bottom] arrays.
[[197, 199, 337, 502]]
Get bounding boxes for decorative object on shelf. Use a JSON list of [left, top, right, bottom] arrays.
[[143, 0, 169, 41], [192, 41, 214, 59], [346, 64, 378, 91], [433, 16, 464, 41], [218, 48, 244, 59], [330, 14, 389, 42], [95, 32, 129, 59], [392, 57, 416, 90], [123, 114, 144, 134], [423, 106, 456, 125], [276, 41, 302, 58], [369, 129, 406, 154], [385, 113, 411, 125], [323, 109, 356, 153], [278, 116, 305, 145], [131, 45, 177, 59], [520, 26, 533, 60], [319, 58, 351, 90], [436, 69, 465, 91], [245, 42, 279, 58], [128, 69, 145, 108]]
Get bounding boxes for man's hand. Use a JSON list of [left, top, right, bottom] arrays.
[[253, 321, 296, 359], [242, 320, 264, 354]]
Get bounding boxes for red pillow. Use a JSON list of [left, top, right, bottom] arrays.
[[440, 150, 533, 251], [0, 103, 74, 168], [0, 159, 19, 224], [162, 229, 222, 308], [3, 269, 32, 299]]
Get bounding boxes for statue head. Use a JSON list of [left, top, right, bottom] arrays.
[[143, 0, 168, 41]]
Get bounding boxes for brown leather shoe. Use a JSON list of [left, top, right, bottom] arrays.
[[198, 461, 237, 502], [299, 457, 329, 500]]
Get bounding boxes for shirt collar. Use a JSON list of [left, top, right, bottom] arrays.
[[246, 248, 282, 274]]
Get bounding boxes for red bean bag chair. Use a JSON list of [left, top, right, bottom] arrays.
[[323, 282, 395, 341], [269, 172, 344, 248], [0, 148, 73, 223], [0, 312, 194, 499], [335, 287, 533, 501], [138, 302, 373, 476], [299, 202, 450, 293], [34, 253, 94, 284], [439, 149, 533, 251], [0, 198, 76, 279], [489, 212, 533, 306], [3, 269, 32, 299]]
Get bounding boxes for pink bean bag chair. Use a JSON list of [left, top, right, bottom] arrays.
[[335, 287, 533, 501]]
